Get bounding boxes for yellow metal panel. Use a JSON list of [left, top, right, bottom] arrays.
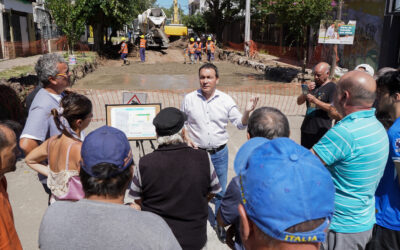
[[164, 25, 188, 36]]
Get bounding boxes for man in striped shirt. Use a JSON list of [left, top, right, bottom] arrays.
[[312, 70, 389, 250]]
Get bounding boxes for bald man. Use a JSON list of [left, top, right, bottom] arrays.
[[297, 62, 337, 149], [311, 71, 389, 250]]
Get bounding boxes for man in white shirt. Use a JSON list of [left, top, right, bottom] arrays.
[[181, 63, 258, 240]]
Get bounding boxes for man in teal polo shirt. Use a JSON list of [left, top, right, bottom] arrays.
[[312, 70, 389, 250]]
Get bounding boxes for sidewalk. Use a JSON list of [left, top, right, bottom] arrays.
[[0, 55, 43, 72]]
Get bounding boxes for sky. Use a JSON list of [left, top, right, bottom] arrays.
[[156, 0, 189, 14]]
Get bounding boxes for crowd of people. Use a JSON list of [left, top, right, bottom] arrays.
[[0, 52, 400, 250]]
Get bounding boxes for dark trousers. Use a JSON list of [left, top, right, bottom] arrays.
[[366, 224, 400, 250], [140, 48, 145, 62], [301, 129, 328, 149]]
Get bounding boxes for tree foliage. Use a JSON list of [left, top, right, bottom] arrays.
[[161, 4, 185, 21], [79, 0, 155, 52], [182, 13, 207, 33], [203, 0, 244, 41], [257, 0, 332, 71], [259, 0, 332, 45], [45, 0, 86, 54]]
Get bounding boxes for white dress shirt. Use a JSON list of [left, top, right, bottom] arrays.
[[181, 89, 245, 148]]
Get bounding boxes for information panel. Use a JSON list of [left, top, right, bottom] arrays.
[[106, 104, 161, 140], [318, 20, 356, 45]]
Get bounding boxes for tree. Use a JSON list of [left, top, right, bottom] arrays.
[[182, 13, 207, 33], [259, 0, 332, 72], [79, 0, 155, 52], [203, 0, 244, 42], [45, 0, 86, 54]]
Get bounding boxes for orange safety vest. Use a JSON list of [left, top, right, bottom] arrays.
[[121, 42, 128, 54], [195, 42, 202, 52], [140, 38, 146, 48], [206, 41, 215, 53], [188, 43, 195, 54]]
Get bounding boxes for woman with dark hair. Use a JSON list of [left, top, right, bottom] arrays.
[[25, 92, 92, 203]]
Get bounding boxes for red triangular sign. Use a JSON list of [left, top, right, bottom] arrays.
[[127, 94, 142, 104]]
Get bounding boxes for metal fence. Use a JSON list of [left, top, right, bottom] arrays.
[[75, 84, 306, 123]]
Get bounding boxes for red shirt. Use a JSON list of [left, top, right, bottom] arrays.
[[0, 176, 22, 250]]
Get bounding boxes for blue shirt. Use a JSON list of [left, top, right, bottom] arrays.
[[313, 109, 389, 233], [375, 117, 400, 231]]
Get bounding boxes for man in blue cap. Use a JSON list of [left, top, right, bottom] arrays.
[[236, 137, 335, 250], [39, 126, 180, 250], [216, 106, 290, 249]]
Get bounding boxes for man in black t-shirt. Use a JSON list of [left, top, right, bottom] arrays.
[[297, 62, 337, 149]]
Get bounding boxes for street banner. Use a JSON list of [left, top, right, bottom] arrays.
[[318, 20, 356, 45]]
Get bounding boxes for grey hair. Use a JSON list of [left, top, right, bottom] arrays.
[[157, 129, 184, 146], [35, 53, 66, 87], [247, 107, 290, 139]]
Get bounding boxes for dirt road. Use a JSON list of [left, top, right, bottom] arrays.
[[74, 49, 273, 91]]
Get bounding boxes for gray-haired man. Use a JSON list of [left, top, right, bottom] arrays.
[[20, 53, 71, 194], [216, 106, 290, 249], [129, 107, 221, 249]]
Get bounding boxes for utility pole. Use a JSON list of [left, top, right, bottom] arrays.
[[330, 0, 343, 78], [244, 0, 251, 54]]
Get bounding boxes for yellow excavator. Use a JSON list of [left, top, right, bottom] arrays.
[[164, 0, 188, 36]]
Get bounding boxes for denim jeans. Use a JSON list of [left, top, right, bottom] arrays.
[[139, 48, 145, 62], [210, 145, 228, 214]]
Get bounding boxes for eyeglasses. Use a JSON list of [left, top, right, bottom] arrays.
[[56, 70, 70, 78]]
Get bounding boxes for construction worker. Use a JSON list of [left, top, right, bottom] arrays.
[[195, 38, 203, 63], [188, 37, 196, 64], [206, 37, 215, 62], [118, 37, 129, 65], [139, 35, 147, 62]]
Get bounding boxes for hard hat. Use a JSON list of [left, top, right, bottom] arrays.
[[121, 37, 126, 41], [190, 37, 194, 42], [197, 38, 200, 41], [207, 37, 211, 41], [140, 35, 145, 38]]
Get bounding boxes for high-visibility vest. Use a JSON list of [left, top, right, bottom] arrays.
[[196, 42, 202, 52], [206, 41, 215, 53], [188, 43, 195, 54], [140, 39, 146, 48], [121, 42, 128, 53]]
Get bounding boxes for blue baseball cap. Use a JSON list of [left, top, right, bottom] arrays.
[[81, 126, 133, 177], [235, 137, 335, 243]]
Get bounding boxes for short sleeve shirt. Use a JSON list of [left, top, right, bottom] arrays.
[[301, 82, 336, 134], [375, 117, 400, 231], [21, 88, 62, 142], [313, 109, 389, 233]]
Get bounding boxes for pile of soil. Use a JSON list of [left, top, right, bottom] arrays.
[[169, 37, 189, 49]]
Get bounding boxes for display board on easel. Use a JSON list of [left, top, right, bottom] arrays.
[[106, 104, 161, 140]]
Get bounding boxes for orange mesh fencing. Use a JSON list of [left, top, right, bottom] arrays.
[[224, 41, 329, 68], [75, 84, 305, 123], [1, 37, 90, 59], [2, 40, 49, 59]]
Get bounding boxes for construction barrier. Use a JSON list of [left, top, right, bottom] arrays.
[[75, 84, 306, 123], [224, 41, 332, 68], [1, 37, 90, 59]]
